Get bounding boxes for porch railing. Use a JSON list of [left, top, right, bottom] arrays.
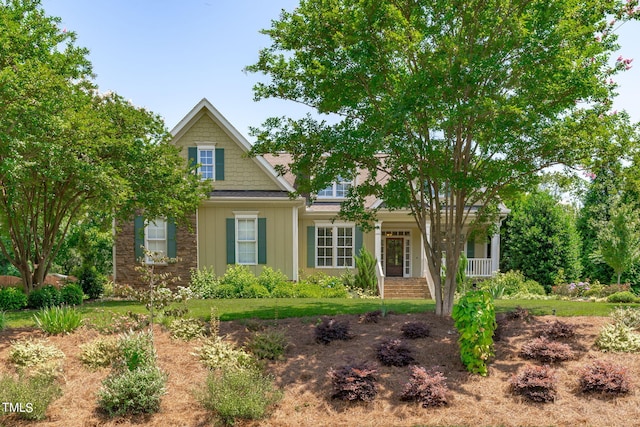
[[375, 261, 385, 299], [466, 258, 493, 277]]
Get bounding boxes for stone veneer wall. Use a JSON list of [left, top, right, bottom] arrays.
[[114, 214, 198, 288]]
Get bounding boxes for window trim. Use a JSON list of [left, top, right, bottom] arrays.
[[197, 143, 216, 181], [314, 223, 355, 268], [144, 218, 168, 264], [235, 213, 258, 265]]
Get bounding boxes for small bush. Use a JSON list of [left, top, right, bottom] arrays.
[[33, 305, 83, 335], [97, 365, 167, 417], [519, 337, 574, 363], [0, 374, 62, 420], [246, 330, 288, 360], [242, 283, 271, 298], [509, 364, 557, 403], [610, 306, 640, 330], [27, 285, 61, 309], [116, 330, 156, 371], [198, 368, 282, 425], [328, 362, 378, 402], [401, 321, 430, 339], [595, 323, 640, 353], [168, 317, 206, 341], [189, 266, 219, 299], [314, 318, 353, 344], [607, 291, 637, 303], [270, 282, 296, 298], [79, 336, 120, 369], [0, 286, 27, 311], [77, 265, 105, 299], [480, 270, 545, 297], [376, 339, 415, 367], [220, 265, 259, 298], [400, 366, 450, 408], [193, 337, 256, 371], [257, 266, 289, 293], [579, 360, 632, 395], [359, 310, 382, 324], [60, 283, 84, 305], [8, 339, 65, 379], [88, 310, 149, 334], [540, 320, 577, 340]]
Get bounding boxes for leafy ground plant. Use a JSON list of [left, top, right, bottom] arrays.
[[595, 323, 640, 353], [400, 366, 450, 408], [246, 329, 288, 360], [8, 339, 65, 379], [193, 337, 256, 371], [509, 364, 557, 403], [610, 306, 640, 330], [519, 337, 575, 363], [452, 290, 496, 375], [328, 362, 378, 402], [79, 336, 120, 369], [33, 305, 83, 335], [167, 317, 206, 341], [0, 373, 62, 421]]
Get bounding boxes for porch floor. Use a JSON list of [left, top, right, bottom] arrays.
[[383, 277, 432, 299]]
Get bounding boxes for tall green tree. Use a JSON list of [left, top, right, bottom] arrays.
[[247, 0, 638, 315], [501, 191, 582, 291], [0, 0, 207, 293]]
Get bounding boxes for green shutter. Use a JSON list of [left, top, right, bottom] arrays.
[[258, 218, 267, 264], [188, 147, 197, 169], [167, 219, 177, 258], [307, 226, 315, 268], [215, 148, 225, 180], [134, 216, 145, 261], [466, 237, 475, 258], [354, 226, 363, 255], [226, 218, 235, 264]]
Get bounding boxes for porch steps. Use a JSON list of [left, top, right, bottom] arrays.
[[383, 277, 432, 299]]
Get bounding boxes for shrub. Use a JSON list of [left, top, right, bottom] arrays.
[[198, 368, 282, 425], [509, 364, 557, 403], [270, 282, 296, 298], [595, 323, 640, 353], [97, 365, 167, 417], [27, 285, 61, 309], [400, 366, 450, 408], [77, 264, 105, 299], [610, 306, 640, 330], [220, 265, 259, 297], [189, 266, 219, 299], [33, 305, 83, 335], [401, 321, 431, 339], [8, 339, 65, 379], [242, 283, 271, 299], [540, 320, 577, 340], [519, 337, 574, 363], [452, 290, 496, 375], [480, 270, 545, 297], [314, 318, 353, 344], [578, 360, 632, 395], [257, 266, 289, 293], [116, 330, 157, 371], [87, 310, 149, 334], [168, 317, 206, 341], [193, 337, 256, 371], [79, 336, 120, 369], [376, 339, 415, 367], [60, 283, 84, 305], [0, 374, 62, 420], [359, 310, 382, 324], [607, 291, 637, 303], [328, 362, 378, 402], [0, 310, 5, 331], [354, 247, 377, 293], [246, 330, 288, 360], [0, 286, 27, 311]]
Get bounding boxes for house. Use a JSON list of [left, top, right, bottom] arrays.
[[113, 99, 506, 298]]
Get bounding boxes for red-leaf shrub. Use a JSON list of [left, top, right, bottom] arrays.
[[509, 364, 557, 403], [541, 320, 577, 340], [400, 366, 450, 407], [506, 306, 530, 321], [328, 362, 378, 401], [579, 360, 632, 395], [519, 337, 574, 363], [375, 339, 415, 367], [359, 310, 382, 324], [315, 318, 353, 344], [401, 321, 430, 339]]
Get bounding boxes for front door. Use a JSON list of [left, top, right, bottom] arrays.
[[385, 238, 404, 277]]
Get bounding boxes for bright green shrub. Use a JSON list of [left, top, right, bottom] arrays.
[[97, 365, 167, 417], [610, 306, 640, 330], [33, 305, 83, 335], [198, 368, 282, 425], [270, 282, 296, 298], [246, 330, 288, 360], [220, 265, 258, 297], [257, 267, 289, 293], [0, 286, 27, 310], [607, 291, 638, 303], [0, 311, 5, 331], [214, 283, 239, 299], [116, 331, 157, 371], [294, 282, 325, 298], [479, 270, 545, 297], [193, 337, 256, 371], [595, 323, 640, 353], [60, 283, 84, 305], [27, 285, 61, 309], [243, 283, 271, 298], [452, 290, 496, 376], [79, 336, 120, 369], [189, 266, 219, 299], [168, 318, 206, 341], [0, 374, 62, 420]]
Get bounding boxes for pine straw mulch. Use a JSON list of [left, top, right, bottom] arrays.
[[0, 311, 639, 427]]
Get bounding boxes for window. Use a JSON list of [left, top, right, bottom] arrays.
[[198, 146, 215, 180], [236, 216, 257, 265], [316, 225, 354, 267], [317, 176, 353, 198], [145, 218, 167, 262]]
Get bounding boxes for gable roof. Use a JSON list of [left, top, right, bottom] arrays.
[[170, 98, 295, 193]]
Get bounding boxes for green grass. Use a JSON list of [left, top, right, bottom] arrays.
[[3, 297, 637, 329]]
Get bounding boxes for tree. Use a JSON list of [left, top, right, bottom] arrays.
[[247, 0, 639, 315], [0, 0, 207, 293], [501, 190, 582, 292]]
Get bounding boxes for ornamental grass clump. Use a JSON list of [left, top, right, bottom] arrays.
[[519, 337, 574, 363], [328, 362, 378, 402], [33, 305, 83, 335], [578, 360, 632, 395], [375, 339, 415, 367], [509, 364, 557, 403], [400, 366, 450, 408]]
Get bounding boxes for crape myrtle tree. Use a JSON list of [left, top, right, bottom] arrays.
[[247, 0, 640, 315], [0, 0, 207, 293]]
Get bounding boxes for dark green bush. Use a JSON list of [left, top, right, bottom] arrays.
[[0, 286, 27, 311], [60, 283, 84, 306], [607, 291, 638, 303], [27, 285, 61, 309], [77, 265, 105, 299]]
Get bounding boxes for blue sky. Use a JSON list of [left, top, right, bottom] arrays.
[[42, 1, 640, 139]]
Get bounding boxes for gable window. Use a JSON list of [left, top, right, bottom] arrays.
[[145, 218, 167, 263], [236, 216, 257, 265], [316, 225, 354, 267], [317, 176, 353, 199], [188, 145, 225, 181], [198, 147, 215, 180]]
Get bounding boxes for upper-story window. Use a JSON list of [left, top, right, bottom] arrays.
[[198, 146, 216, 180], [317, 176, 353, 199]]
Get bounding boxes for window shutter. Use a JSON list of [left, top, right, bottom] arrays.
[[258, 218, 267, 264], [134, 216, 145, 261], [355, 227, 363, 255], [188, 147, 197, 169], [466, 237, 475, 258], [307, 226, 315, 268], [226, 218, 235, 264], [215, 148, 225, 180], [167, 219, 177, 258]]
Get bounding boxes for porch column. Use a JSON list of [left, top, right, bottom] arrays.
[[490, 225, 500, 274], [374, 222, 382, 265]]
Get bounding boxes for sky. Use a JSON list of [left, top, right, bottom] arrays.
[[42, 1, 640, 140]]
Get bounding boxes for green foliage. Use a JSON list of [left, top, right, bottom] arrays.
[[8, 339, 65, 380], [167, 317, 206, 341], [501, 191, 582, 291], [0, 374, 62, 421], [607, 291, 638, 303], [456, 253, 469, 294], [76, 265, 105, 299], [257, 266, 289, 293], [79, 336, 120, 369], [479, 270, 546, 298], [595, 323, 640, 353], [354, 247, 377, 293], [198, 368, 282, 425], [0, 286, 27, 310], [220, 265, 260, 297], [27, 285, 61, 309], [245, 329, 289, 360], [97, 365, 167, 417], [33, 305, 83, 335], [116, 330, 157, 372], [60, 283, 84, 305], [270, 282, 297, 298], [0, 310, 5, 331], [452, 290, 496, 375], [55, 219, 113, 277], [193, 337, 256, 371], [189, 266, 219, 299]]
